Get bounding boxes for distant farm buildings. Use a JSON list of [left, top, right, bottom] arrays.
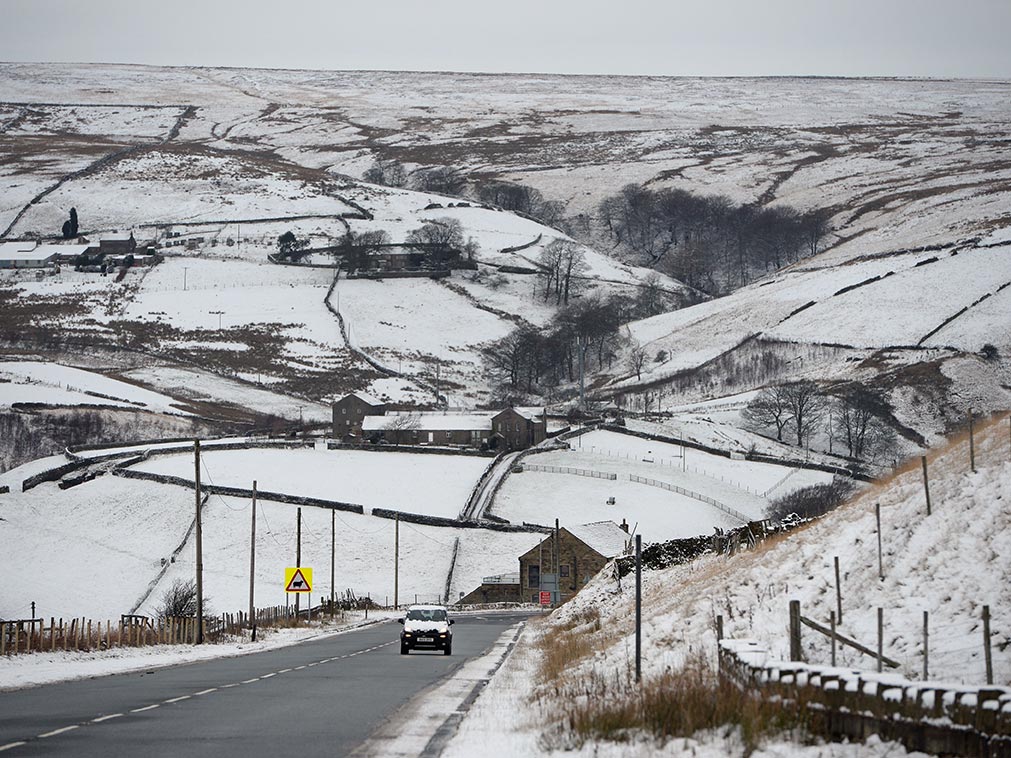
[[0, 233, 158, 273], [458, 520, 632, 605], [331, 394, 546, 451]]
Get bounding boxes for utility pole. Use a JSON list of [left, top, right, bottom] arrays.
[[394, 514, 400, 610], [295, 507, 302, 618], [183, 266, 188, 292], [635, 534, 642, 682], [194, 440, 203, 644], [249, 480, 256, 624], [330, 509, 335, 617], [553, 518, 560, 605]]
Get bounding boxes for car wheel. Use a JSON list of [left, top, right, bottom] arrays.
[[401, 644, 410, 655], [443, 643, 452, 656]]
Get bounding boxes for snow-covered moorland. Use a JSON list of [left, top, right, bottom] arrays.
[[442, 415, 1011, 756]]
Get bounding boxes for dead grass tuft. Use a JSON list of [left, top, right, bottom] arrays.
[[544, 654, 810, 754]]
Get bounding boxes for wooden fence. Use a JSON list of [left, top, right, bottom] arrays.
[[521, 463, 617, 480], [719, 638, 1011, 757], [629, 473, 750, 523], [0, 602, 343, 657]]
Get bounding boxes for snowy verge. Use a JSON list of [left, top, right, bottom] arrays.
[[0, 612, 400, 692], [441, 623, 931, 758], [357, 620, 525, 758]]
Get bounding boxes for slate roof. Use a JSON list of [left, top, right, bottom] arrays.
[[567, 521, 632, 559]]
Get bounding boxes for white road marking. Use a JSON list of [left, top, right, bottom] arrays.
[[0, 742, 27, 752], [91, 713, 123, 723], [38, 725, 79, 738], [194, 688, 217, 696], [260, 673, 276, 679], [240, 678, 259, 684], [278, 668, 292, 673], [130, 705, 160, 713], [294, 665, 306, 670], [221, 683, 240, 688], [164, 695, 190, 703]]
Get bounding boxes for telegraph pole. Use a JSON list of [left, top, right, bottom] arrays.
[[394, 514, 400, 610], [295, 507, 302, 617], [194, 440, 203, 644], [330, 509, 335, 617], [249, 481, 257, 624]]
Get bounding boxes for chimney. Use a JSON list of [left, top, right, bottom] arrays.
[[620, 518, 629, 533]]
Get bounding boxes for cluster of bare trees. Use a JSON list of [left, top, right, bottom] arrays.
[[742, 380, 898, 462], [594, 185, 831, 294], [362, 159, 467, 197], [537, 240, 587, 306], [474, 181, 565, 227], [483, 295, 628, 399]]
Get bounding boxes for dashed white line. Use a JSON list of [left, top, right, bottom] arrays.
[[194, 688, 218, 696], [221, 683, 240, 689], [91, 713, 123, 723], [130, 705, 160, 713], [294, 665, 306, 670], [260, 673, 276, 679], [278, 668, 292, 674], [164, 695, 190, 704], [38, 725, 79, 739], [0, 742, 27, 752], [241, 678, 259, 684]]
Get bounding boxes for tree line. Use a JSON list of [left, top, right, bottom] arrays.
[[593, 185, 831, 295], [741, 380, 898, 464]]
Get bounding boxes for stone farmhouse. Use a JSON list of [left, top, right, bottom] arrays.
[[331, 394, 546, 451], [458, 520, 632, 605]]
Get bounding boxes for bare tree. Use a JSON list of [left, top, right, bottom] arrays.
[[363, 159, 408, 188], [411, 166, 466, 196], [741, 386, 792, 441], [337, 229, 390, 272], [628, 344, 647, 381], [383, 414, 421, 446], [779, 380, 827, 447], [157, 579, 205, 618], [406, 218, 465, 264]]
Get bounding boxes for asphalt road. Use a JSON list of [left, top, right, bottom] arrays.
[[0, 612, 530, 757]]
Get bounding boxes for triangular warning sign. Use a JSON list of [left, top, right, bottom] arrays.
[[285, 567, 312, 593]]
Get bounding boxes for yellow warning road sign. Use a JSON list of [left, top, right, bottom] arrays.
[[285, 567, 313, 593]]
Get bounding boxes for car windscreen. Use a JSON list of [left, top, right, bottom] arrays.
[[406, 609, 447, 621]]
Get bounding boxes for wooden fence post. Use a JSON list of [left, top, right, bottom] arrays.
[[983, 605, 993, 685], [834, 556, 843, 623], [877, 608, 884, 674], [923, 610, 929, 680], [968, 409, 975, 473], [830, 611, 837, 667], [1, 622, 6, 656], [875, 503, 884, 581], [789, 600, 802, 662], [921, 456, 932, 516]]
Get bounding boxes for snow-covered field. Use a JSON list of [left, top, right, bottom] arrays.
[[0, 454, 540, 621], [132, 447, 491, 518], [0, 360, 189, 413], [492, 430, 834, 539]]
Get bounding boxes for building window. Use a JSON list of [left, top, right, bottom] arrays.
[[531, 594, 539, 604], [342, 408, 347, 415], [527, 564, 539, 588], [560, 564, 570, 578]]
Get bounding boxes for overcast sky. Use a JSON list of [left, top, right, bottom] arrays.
[[3, 0, 1010, 79]]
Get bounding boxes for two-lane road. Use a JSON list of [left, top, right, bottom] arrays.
[[0, 612, 530, 757]]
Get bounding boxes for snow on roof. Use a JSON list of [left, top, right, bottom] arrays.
[[362, 411, 496, 432], [348, 391, 383, 406], [30, 244, 92, 256], [0, 242, 36, 254], [567, 521, 631, 559], [513, 406, 545, 422], [101, 233, 134, 241], [0, 248, 59, 262]]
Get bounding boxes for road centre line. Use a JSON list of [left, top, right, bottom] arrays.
[[7, 638, 402, 752], [37, 726, 79, 739]]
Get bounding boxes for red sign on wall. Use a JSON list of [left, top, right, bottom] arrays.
[[539, 591, 552, 606]]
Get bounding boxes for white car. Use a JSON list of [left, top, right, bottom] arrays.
[[399, 605, 454, 655]]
